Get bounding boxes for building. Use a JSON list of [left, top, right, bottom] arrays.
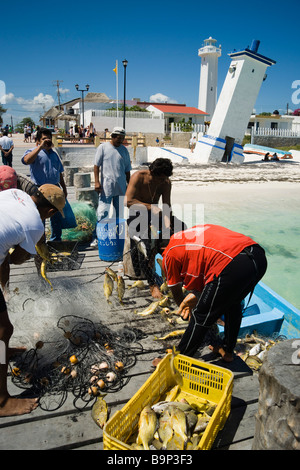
[[145, 103, 208, 133], [198, 37, 221, 121], [195, 40, 276, 163]]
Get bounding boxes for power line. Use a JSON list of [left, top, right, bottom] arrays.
[[53, 80, 63, 109]]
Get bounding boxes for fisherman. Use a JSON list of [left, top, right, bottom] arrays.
[[161, 224, 267, 362], [125, 158, 184, 299], [0, 184, 65, 417]]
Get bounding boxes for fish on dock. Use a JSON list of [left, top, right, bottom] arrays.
[[154, 329, 186, 341], [40, 260, 53, 290], [103, 273, 114, 303], [105, 267, 118, 281], [91, 396, 109, 429], [128, 280, 146, 290], [117, 275, 125, 305], [135, 300, 161, 316]]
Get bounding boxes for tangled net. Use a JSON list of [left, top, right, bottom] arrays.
[[10, 315, 147, 412]]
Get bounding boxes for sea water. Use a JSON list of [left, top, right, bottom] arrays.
[[171, 184, 300, 310]]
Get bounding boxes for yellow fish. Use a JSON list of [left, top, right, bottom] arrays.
[[105, 267, 118, 281], [128, 280, 146, 290], [91, 396, 109, 429], [40, 260, 53, 290], [136, 405, 157, 450], [154, 329, 186, 341], [135, 300, 161, 316], [158, 408, 173, 450], [103, 273, 114, 303], [117, 275, 125, 305]]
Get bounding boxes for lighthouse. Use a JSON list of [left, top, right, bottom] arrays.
[[198, 37, 221, 120], [195, 40, 276, 163]]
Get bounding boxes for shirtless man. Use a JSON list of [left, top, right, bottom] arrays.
[[125, 158, 173, 298]]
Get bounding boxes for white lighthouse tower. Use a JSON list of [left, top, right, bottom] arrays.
[[198, 37, 221, 120], [195, 40, 276, 163]]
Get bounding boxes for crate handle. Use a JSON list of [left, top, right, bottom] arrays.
[[191, 363, 210, 372]]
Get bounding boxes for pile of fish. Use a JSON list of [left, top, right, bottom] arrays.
[[235, 333, 286, 370], [127, 391, 217, 450], [103, 267, 125, 305]]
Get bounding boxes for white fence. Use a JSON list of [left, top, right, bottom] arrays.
[[91, 109, 162, 120], [171, 122, 206, 134], [251, 127, 300, 137]]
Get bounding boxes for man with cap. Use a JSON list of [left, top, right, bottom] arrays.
[[0, 131, 14, 167], [0, 184, 65, 417], [91, 127, 131, 246]]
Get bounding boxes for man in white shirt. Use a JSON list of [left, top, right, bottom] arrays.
[[0, 184, 65, 417], [0, 131, 14, 167]]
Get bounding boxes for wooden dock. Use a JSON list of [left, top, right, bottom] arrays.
[[1, 245, 259, 451]]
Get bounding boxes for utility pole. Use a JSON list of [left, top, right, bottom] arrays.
[[53, 80, 63, 109]]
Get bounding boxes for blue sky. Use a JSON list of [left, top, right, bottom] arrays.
[[1, 0, 299, 126]]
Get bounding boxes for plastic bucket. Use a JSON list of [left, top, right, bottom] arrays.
[[96, 218, 126, 261]]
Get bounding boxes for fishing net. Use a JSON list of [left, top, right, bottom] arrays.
[[62, 202, 97, 242], [10, 314, 146, 412]]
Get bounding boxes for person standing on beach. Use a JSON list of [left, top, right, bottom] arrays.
[[21, 127, 68, 241], [161, 224, 267, 361], [0, 131, 14, 167], [90, 127, 131, 247], [0, 184, 65, 417]]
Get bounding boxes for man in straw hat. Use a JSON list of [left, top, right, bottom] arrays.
[[0, 184, 65, 417]]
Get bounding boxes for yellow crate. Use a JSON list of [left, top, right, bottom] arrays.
[[103, 353, 234, 450]]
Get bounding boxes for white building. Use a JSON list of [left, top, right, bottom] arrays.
[[146, 103, 208, 133], [195, 40, 276, 163], [198, 37, 221, 121]]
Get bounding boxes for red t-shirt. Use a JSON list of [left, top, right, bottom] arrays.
[[162, 224, 256, 292]]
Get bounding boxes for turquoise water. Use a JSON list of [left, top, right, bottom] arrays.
[[172, 187, 300, 310]]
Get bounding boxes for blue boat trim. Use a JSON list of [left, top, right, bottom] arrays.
[[160, 147, 189, 160]]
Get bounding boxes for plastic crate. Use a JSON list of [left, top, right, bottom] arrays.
[[103, 353, 234, 450]]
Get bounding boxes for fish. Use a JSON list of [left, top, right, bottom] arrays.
[[135, 300, 161, 316], [103, 273, 114, 303], [152, 401, 193, 415], [170, 346, 183, 387], [128, 280, 146, 290], [35, 242, 51, 262], [154, 329, 186, 341], [160, 281, 169, 294], [40, 260, 53, 290], [158, 408, 174, 449], [158, 296, 170, 307], [185, 411, 198, 436], [164, 384, 180, 402], [169, 405, 188, 447], [136, 405, 158, 450], [194, 412, 211, 433], [105, 267, 118, 281], [117, 275, 125, 305], [186, 433, 202, 450], [91, 396, 109, 429]]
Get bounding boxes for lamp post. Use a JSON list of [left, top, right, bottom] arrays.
[[75, 84, 89, 130], [122, 59, 128, 129]]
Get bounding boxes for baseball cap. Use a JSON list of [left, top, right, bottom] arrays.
[[0, 166, 17, 191], [111, 127, 126, 136], [39, 184, 66, 217]]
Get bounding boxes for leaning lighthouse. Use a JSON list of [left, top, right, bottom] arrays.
[[198, 37, 221, 121], [195, 39, 276, 163]]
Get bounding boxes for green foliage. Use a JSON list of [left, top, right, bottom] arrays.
[[0, 104, 7, 125], [15, 117, 36, 133]]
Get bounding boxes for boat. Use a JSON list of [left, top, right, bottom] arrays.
[[218, 281, 300, 339], [243, 143, 293, 159]]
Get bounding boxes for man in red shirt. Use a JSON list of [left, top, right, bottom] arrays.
[[162, 224, 267, 362]]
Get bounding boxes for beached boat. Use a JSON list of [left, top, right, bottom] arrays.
[[218, 281, 300, 339], [243, 143, 293, 159]]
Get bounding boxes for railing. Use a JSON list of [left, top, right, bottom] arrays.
[[171, 122, 207, 133], [91, 110, 162, 119], [251, 127, 300, 137]]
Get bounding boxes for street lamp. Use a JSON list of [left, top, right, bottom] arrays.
[[122, 59, 128, 129], [75, 84, 90, 129]]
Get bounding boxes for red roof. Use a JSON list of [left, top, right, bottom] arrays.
[[149, 104, 208, 115]]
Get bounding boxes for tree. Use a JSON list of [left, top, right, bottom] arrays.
[[15, 117, 36, 133], [0, 104, 7, 126]]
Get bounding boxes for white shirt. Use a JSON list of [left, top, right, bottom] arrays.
[[0, 136, 13, 150], [0, 189, 44, 265], [94, 142, 131, 197]]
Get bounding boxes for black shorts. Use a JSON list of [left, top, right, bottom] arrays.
[[0, 288, 6, 313]]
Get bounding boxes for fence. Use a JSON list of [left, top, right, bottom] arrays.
[[171, 122, 207, 134], [251, 127, 300, 138], [91, 109, 162, 120]]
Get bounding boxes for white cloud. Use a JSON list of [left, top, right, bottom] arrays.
[[59, 88, 70, 94], [2, 92, 55, 111], [149, 93, 178, 104]]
